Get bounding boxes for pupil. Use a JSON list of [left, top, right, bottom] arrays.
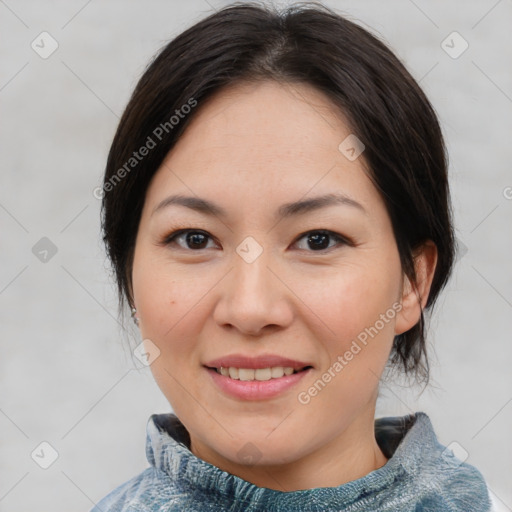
[[188, 232, 207, 249], [309, 233, 329, 250]]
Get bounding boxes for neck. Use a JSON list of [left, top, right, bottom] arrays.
[[190, 406, 389, 491]]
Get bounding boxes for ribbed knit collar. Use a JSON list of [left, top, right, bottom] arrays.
[[144, 411, 437, 510]]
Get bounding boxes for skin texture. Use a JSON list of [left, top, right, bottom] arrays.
[[131, 80, 438, 491]]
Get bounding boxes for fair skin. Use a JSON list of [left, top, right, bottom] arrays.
[[131, 80, 437, 491]]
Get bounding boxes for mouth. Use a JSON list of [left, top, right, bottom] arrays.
[[203, 354, 313, 400]]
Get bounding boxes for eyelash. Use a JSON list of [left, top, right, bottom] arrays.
[[160, 228, 353, 253]]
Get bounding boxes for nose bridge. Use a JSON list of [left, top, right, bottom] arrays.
[[213, 237, 292, 334], [232, 237, 275, 301]]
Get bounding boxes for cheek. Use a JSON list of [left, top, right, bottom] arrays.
[[134, 268, 206, 409], [137, 283, 200, 352], [298, 263, 401, 401], [301, 263, 400, 343], [133, 243, 183, 324], [133, 253, 179, 341], [133, 253, 218, 365]]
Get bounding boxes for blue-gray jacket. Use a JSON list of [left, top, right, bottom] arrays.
[[91, 411, 491, 511]]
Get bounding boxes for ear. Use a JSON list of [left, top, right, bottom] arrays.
[[395, 241, 438, 335]]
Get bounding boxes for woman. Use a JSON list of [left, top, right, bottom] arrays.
[[92, 2, 491, 510]]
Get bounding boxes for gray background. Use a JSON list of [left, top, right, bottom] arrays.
[[1, 0, 511, 510]]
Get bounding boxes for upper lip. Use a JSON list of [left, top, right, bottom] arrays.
[[204, 354, 312, 370]]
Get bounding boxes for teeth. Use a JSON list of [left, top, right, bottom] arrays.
[[271, 366, 284, 378], [255, 368, 272, 381], [238, 368, 255, 381], [216, 366, 302, 380]]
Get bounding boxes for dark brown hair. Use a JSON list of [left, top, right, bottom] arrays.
[[101, 1, 455, 385]]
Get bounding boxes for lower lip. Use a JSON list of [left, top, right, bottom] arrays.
[[206, 367, 311, 400]]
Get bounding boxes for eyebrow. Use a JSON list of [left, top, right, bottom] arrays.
[[151, 192, 366, 219]]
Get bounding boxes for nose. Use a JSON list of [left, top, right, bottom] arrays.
[[212, 245, 294, 337]]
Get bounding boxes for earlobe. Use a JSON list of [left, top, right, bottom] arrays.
[[394, 241, 438, 335], [131, 304, 140, 327]]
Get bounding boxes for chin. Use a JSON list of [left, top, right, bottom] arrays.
[[214, 434, 305, 467]]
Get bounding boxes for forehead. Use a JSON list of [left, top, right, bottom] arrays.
[[143, 81, 382, 219], [175, 80, 352, 160]]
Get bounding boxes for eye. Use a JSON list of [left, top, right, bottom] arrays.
[[161, 228, 352, 252], [163, 229, 217, 250], [293, 230, 351, 252]]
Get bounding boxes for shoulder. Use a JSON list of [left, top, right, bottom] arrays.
[[412, 467, 492, 511], [89, 467, 190, 512], [386, 412, 492, 511], [412, 438, 492, 511]]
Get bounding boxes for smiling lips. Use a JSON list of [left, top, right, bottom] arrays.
[[204, 354, 313, 400]]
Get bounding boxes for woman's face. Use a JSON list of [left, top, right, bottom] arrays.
[[131, 81, 416, 486]]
